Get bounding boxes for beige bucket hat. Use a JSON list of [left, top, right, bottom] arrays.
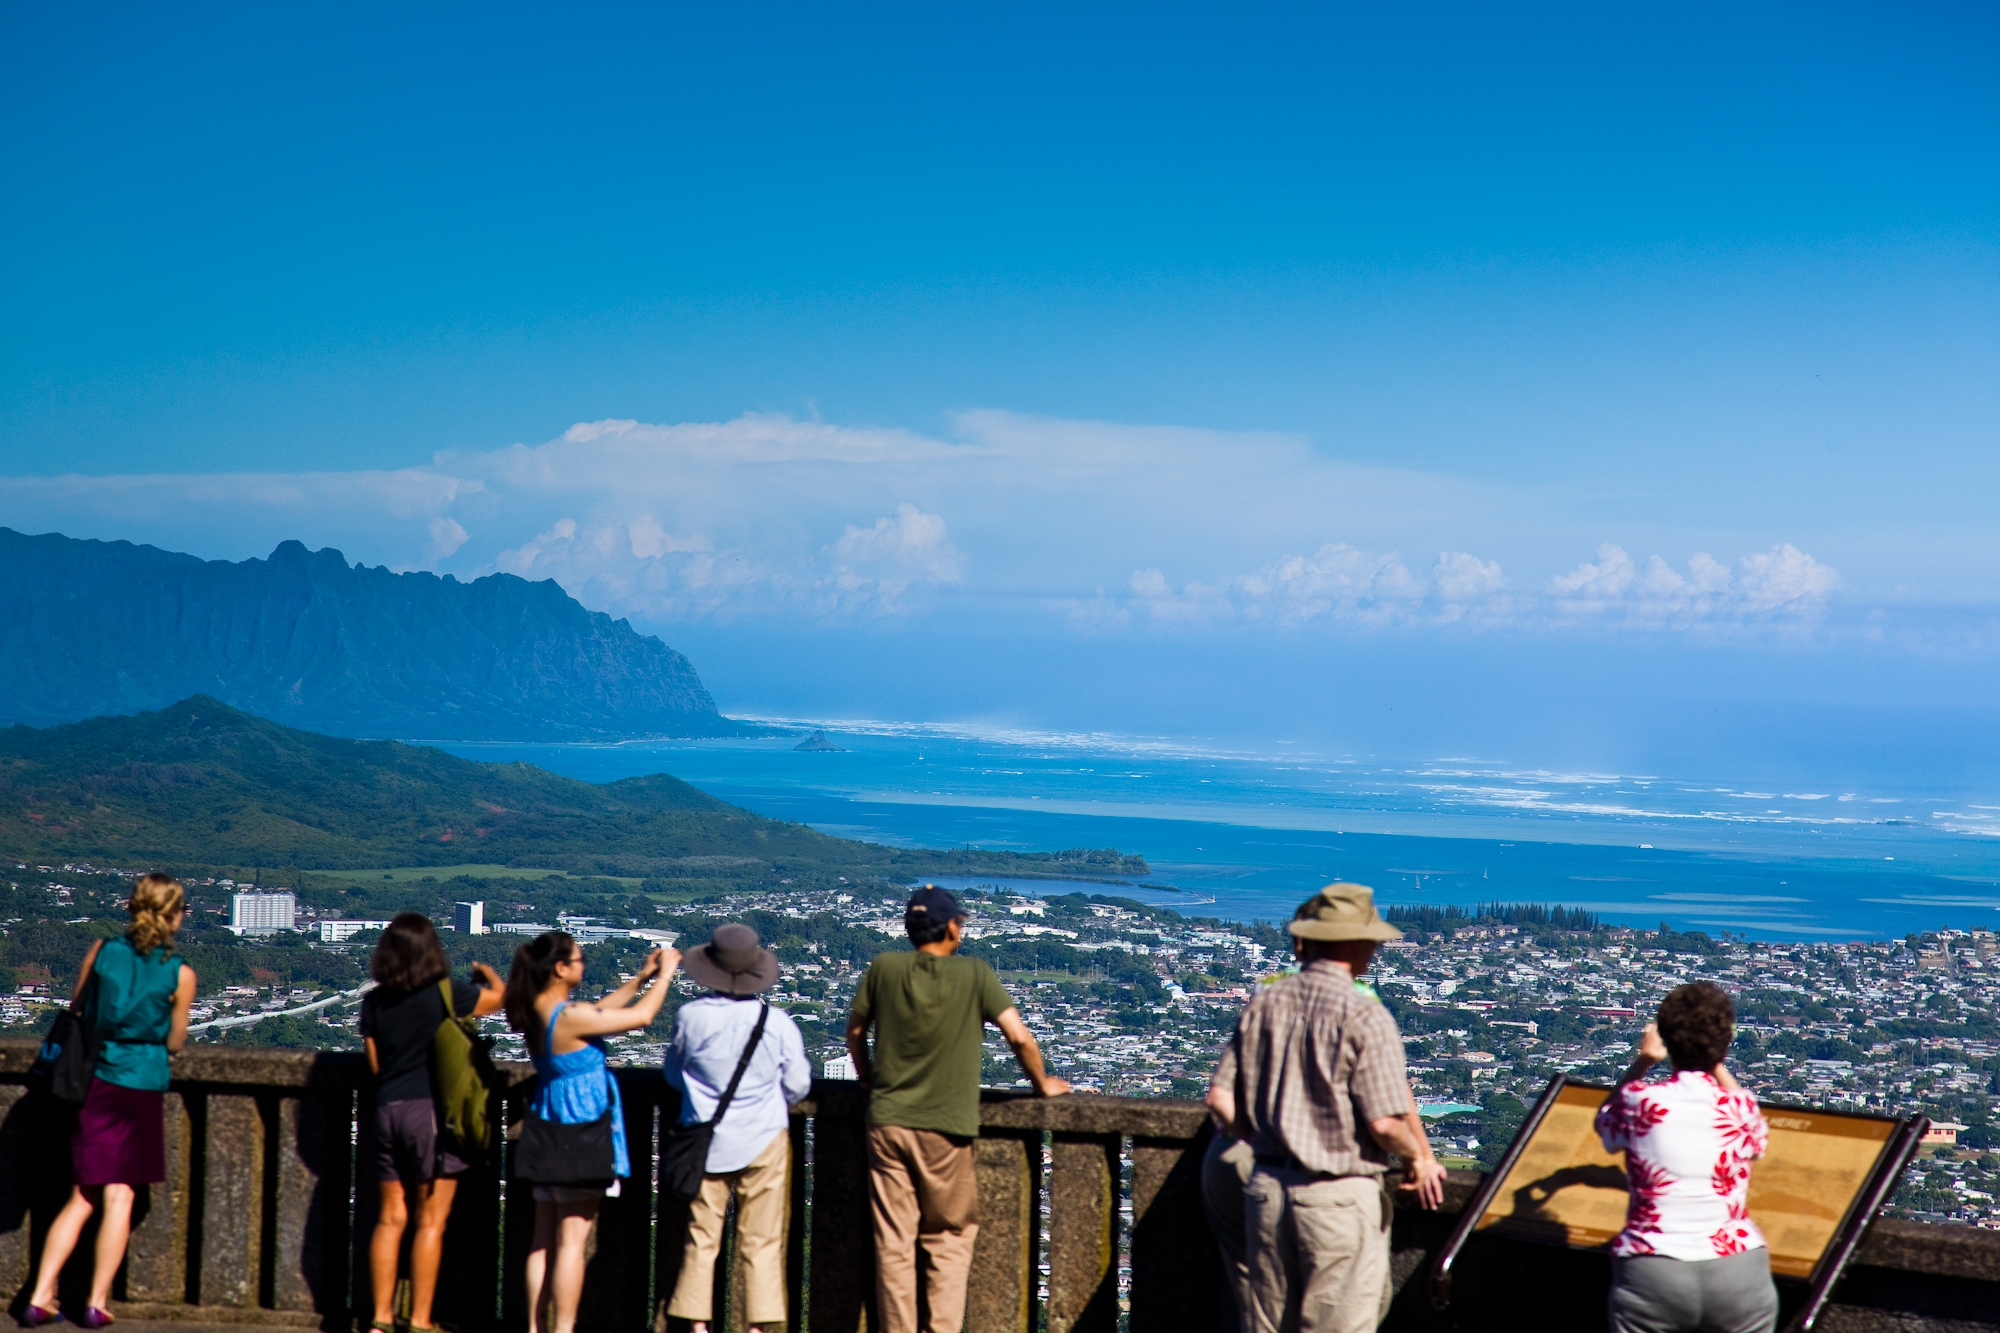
[[1286, 882, 1404, 942]]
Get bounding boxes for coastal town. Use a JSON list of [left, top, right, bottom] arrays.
[[5, 862, 1998, 1229]]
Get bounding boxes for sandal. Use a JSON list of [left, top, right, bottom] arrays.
[[17, 1305, 63, 1329], [73, 1312, 112, 1331]]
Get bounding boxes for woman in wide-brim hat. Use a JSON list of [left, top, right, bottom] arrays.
[[663, 925, 814, 1333]]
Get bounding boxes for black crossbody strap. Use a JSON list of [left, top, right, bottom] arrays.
[[707, 1001, 770, 1130]]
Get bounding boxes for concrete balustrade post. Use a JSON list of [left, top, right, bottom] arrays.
[[802, 1085, 873, 1333], [0, 1084, 40, 1299], [1045, 1133, 1118, 1333], [1128, 1131, 1219, 1333], [784, 1115, 807, 1330], [198, 1091, 266, 1307], [580, 1074, 659, 1333], [501, 1086, 539, 1333], [966, 1130, 1039, 1333], [434, 1085, 504, 1333], [120, 1090, 193, 1304], [273, 1092, 353, 1315]]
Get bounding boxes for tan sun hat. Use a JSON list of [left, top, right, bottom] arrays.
[[1286, 882, 1404, 942]]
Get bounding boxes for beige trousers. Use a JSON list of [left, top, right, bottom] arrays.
[[1244, 1167, 1391, 1333], [666, 1127, 791, 1326], [868, 1124, 979, 1333]]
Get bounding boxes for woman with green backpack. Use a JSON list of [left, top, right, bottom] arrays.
[[359, 913, 504, 1333]]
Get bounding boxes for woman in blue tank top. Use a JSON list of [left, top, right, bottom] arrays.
[[503, 931, 677, 1333], [24, 874, 197, 1329]]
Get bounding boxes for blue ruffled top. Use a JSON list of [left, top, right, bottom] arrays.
[[530, 1001, 629, 1178]]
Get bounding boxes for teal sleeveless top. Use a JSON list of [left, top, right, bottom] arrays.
[[91, 935, 183, 1091]]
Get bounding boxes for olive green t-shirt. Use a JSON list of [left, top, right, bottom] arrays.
[[851, 950, 1015, 1138]]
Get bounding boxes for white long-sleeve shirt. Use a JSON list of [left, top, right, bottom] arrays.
[[663, 994, 814, 1173]]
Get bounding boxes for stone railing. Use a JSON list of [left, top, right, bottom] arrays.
[[0, 1043, 1993, 1332]]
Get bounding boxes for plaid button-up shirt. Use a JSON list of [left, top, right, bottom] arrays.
[[1220, 958, 1412, 1178]]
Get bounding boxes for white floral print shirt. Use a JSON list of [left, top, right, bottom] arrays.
[[1594, 1069, 1770, 1261]]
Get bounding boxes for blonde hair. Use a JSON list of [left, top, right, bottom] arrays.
[[128, 873, 185, 954]]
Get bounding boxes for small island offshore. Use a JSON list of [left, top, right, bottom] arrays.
[[793, 729, 845, 751]]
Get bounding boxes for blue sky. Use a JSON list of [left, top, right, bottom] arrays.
[[3, 3, 1996, 774]]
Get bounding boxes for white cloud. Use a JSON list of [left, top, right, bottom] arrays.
[[1548, 543, 1839, 628], [1431, 552, 1508, 623], [0, 411, 1857, 640], [627, 518, 710, 560], [821, 504, 964, 614], [1112, 544, 1506, 628], [426, 516, 469, 561]]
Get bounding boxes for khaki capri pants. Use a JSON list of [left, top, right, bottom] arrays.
[[666, 1128, 791, 1326]]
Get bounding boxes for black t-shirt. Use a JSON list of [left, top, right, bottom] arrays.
[[360, 979, 482, 1103]]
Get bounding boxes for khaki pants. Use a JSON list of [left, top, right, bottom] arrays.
[[666, 1128, 790, 1326], [868, 1124, 979, 1333], [1244, 1166, 1391, 1333]]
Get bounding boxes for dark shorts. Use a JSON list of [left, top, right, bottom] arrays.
[[369, 1097, 467, 1185], [73, 1077, 165, 1187]]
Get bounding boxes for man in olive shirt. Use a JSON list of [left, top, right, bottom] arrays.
[[845, 885, 1070, 1333]]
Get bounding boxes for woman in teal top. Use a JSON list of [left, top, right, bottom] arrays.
[[23, 874, 197, 1329]]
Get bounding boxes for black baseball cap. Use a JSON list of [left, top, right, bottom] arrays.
[[905, 884, 965, 922]]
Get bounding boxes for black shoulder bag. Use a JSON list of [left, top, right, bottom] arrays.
[[31, 968, 104, 1105], [663, 1002, 770, 1202]]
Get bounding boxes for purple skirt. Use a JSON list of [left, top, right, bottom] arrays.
[[73, 1077, 165, 1186]]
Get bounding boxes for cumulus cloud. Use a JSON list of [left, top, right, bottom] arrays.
[[1548, 543, 1839, 627], [1109, 545, 1508, 628], [426, 516, 470, 561], [0, 410, 1850, 638], [821, 504, 964, 614]]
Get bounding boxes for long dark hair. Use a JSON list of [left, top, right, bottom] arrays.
[[505, 931, 577, 1054], [372, 912, 451, 994]]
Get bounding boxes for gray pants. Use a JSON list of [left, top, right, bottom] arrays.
[[1609, 1250, 1779, 1333], [1200, 1133, 1256, 1332]]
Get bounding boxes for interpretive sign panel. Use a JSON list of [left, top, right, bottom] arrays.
[[1470, 1082, 1900, 1277], [1431, 1075, 1927, 1331]]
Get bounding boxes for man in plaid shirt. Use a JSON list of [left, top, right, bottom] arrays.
[[1214, 883, 1445, 1333]]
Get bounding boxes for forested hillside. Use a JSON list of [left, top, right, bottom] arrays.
[[0, 697, 1148, 887]]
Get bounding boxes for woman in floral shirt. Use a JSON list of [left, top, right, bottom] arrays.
[[1594, 982, 1778, 1333]]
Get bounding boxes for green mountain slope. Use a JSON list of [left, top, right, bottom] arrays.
[[0, 697, 1144, 882]]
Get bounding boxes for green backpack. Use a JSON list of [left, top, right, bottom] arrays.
[[432, 979, 500, 1164]]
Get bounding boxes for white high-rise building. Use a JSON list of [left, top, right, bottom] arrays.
[[821, 1052, 858, 1080], [230, 892, 296, 935], [453, 901, 487, 935]]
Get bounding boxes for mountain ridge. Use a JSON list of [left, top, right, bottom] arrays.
[[0, 528, 746, 740]]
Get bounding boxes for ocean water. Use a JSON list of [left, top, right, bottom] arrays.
[[432, 720, 2000, 942]]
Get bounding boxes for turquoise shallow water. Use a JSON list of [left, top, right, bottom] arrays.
[[432, 721, 2000, 941]]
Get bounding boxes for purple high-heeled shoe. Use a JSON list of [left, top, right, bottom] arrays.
[[17, 1305, 64, 1328], [73, 1311, 112, 1330]]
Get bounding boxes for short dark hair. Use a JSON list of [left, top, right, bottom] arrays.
[[371, 912, 451, 994], [1656, 982, 1736, 1071], [906, 908, 954, 947]]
